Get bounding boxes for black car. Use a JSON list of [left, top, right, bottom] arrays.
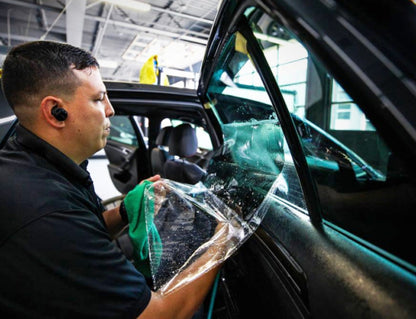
[[1, 0, 416, 318]]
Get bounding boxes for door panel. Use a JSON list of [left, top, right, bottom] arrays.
[[105, 141, 139, 194], [216, 194, 416, 318], [229, 232, 310, 319], [240, 203, 416, 319], [104, 115, 150, 194]]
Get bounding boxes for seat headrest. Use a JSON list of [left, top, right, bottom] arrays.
[[155, 126, 173, 146], [168, 123, 198, 157]]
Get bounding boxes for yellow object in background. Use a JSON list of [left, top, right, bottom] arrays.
[[235, 32, 248, 55], [139, 55, 169, 86], [139, 55, 158, 84], [162, 73, 170, 86]]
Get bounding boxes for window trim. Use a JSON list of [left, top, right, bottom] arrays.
[[237, 16, 323, 227], [324, 220, 416, 275]]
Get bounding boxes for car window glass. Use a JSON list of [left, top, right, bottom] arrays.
[[330, 81, 375, 131], [133, 116, 149, 146], [161, 118, 213, 151], [204, 31, 308, 223], [109, 115, 141, 146], [248, 8, 416, 265]]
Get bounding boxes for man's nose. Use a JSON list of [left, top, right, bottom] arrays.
[[105, 97, 115, 118]]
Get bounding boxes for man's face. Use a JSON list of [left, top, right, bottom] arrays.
[[64, 66, 114, 162]]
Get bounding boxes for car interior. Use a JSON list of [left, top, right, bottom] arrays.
[[150, 126, 173, 176], [1, 0, 416, 318], [163, 123, 207, 184], [104, 110, 214, 191]]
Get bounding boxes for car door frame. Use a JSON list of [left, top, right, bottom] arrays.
[[105, 82, 221, 193], [198, 0, 416, 318]]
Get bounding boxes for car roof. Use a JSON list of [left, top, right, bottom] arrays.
[[104, 81, 198, 99], [104, 81, 209, 128]]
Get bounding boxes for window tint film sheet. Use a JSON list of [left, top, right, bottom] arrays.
[[140, 179, 268, 295]]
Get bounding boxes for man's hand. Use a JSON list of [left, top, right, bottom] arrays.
[[103, 175, 161, 236], [152, 180, 168, 216], [140, 174, 161, 184]]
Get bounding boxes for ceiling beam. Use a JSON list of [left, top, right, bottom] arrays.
[[65, 0, 86, 47], [0, 0, 61, 12], [2, 0, 213, 35], [2, 0, 214, 25], [85, 0, 214, 24], [91, 3, 113, 55], [0, 32, 64, 43], [83, 15, 208, 45], [151, 6, 213, 24], [1, 0, 210, 45], [36, 0, 49, 30]]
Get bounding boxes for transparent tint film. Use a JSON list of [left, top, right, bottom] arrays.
[[205, 32, 307, 215], [248, 11, 386, 179], [142, 180, 254, 295], [135, 30, 311, 295], [248, 8, 416, 264]]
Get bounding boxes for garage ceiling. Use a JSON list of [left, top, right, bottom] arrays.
[[0, 0, 219, 84]]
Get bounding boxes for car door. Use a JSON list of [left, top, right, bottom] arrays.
[[104, 114, 150, 194], [104, 83, 219, 194], [197, 0, 416, 318]]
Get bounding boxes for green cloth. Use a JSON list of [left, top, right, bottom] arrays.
[[124, 180, 162, 278]]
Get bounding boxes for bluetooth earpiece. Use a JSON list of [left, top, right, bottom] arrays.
[[51, 105, 68, 121]]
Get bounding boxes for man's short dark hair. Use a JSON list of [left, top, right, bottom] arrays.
[[1, 41, 99, 109]]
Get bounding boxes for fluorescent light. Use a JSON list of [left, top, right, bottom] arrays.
[[105, 0, 151, 12], [98, 59, 118, 69]]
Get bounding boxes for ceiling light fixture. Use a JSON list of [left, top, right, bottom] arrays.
[[98, 59, 118, 69], [104, 0, 151, 12]]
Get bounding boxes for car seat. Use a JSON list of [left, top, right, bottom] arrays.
[[163, 123, 206, 184], [151, 126, 173, 175]]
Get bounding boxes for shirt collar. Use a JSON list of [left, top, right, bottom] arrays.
[[15, 124, 93, 187]]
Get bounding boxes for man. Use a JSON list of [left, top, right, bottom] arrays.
[[0, 41, 221, 318]]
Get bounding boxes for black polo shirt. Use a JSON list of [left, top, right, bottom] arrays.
[[0, 125, 151, 318]]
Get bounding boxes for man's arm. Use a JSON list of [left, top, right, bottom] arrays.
[[102, 205, 126, 237], [139, 265, 220, 319], [139, 223, 232, 319], [103, 175, 230, 318]]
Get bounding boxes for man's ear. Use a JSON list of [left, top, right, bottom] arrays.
[[40, 96, 66, 128]]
